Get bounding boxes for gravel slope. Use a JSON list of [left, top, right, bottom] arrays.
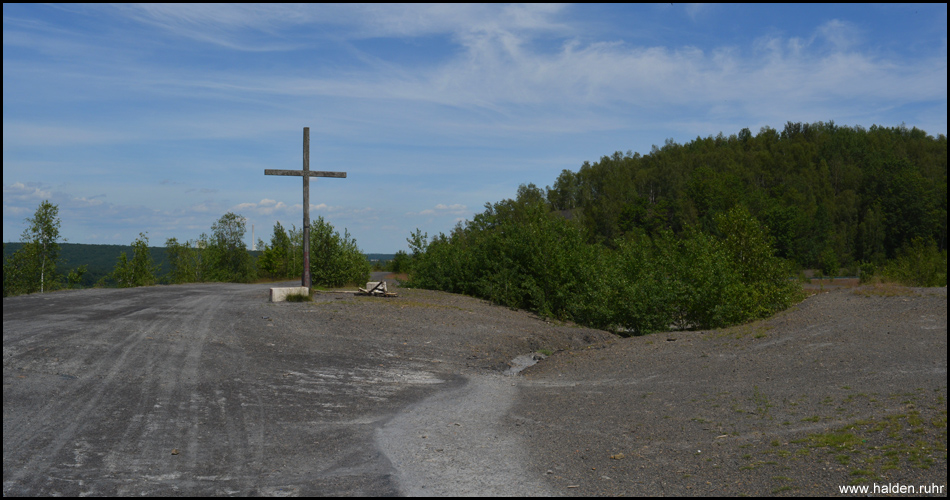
[[511, 286, 947, 496]]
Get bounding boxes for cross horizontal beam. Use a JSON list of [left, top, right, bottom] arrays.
[[264, 169, 347, 178]]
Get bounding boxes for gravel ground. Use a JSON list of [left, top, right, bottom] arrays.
[[2, 277, 612, 496], [4, 276, 946, 496], [510, 285, 947, 496], [353, 278, 946, 496]]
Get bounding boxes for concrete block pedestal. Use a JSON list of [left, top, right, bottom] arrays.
[[270, 287, 310, 302]]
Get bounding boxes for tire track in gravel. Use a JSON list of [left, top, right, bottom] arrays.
[[3, 289, 237, 495], [5, 281, 615, 496], [3, 303, 170, 490]]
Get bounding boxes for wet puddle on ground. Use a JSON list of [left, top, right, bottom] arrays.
[[503, 353, 546, 376]]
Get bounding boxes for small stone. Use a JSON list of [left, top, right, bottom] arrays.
[[610, 453, 625, 460], [171, 449, 179, 455]]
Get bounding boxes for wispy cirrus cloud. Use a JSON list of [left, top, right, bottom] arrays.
[[3, 4, 945, 252]]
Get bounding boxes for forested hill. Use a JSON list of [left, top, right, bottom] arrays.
[[2, 243, 395, 289], [2, 243, 169, 288], [544, 121, 947, 273], [1, 243, 262, 289]]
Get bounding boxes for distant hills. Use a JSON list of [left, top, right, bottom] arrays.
[[2, 242, 395, 288], [366, 253, 397, 262]]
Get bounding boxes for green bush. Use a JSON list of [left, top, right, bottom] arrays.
[[103, 233, 159, 288], [309, 216, 370, 288], [388, 250, 412, 273], [882, 238, 947, 287], [606, 206, 799, 334], [406, 191, 802, 335], [207, 213, 256, 283]]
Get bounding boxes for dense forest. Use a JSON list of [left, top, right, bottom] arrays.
[[546, 121, 946, 274], [3, 242, 176, 288], [405, 121, 947, 335]]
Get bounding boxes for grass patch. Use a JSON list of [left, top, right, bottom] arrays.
[[284, 292, 312, 302], [707, 324, 773, 340], [780, 401, 945, 480], [797, 430, 860, 450], [751, 386, 773, 418]]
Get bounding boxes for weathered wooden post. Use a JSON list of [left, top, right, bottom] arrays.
[[264, 127, 346, 289]]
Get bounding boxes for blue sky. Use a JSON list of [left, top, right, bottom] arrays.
[[3, 4, 947, 253]]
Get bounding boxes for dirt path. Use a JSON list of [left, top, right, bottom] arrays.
[[377, 374, 551, 496]]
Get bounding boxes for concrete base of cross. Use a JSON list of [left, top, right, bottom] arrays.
[[270, 286, 310, 302]]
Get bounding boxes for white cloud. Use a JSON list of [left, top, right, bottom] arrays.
[[232, 198, 294, 215], [408, 203, 469, 217], [816, 19, 862, 52], [10, 5, 945, 145], [72, 196, 104, 207], [3, 181, 53, 202], [3, 4, 945, 251]]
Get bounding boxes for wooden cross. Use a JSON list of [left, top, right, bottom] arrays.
[[264, 127, 346, 288]]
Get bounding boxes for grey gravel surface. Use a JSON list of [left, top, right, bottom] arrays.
[[3, 279, 946, 496], [2, 278, 610, 496], [514, 286, 947, 496]]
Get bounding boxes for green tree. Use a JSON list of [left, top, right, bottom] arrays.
[[400, 120, 947, 333], [208, 212, 255, 282], [66, 265, 87, 289], [407, 228, 428, 257], [257, 221, 292, 278], [165, 237, 196, 284], [309, 216, 370, 287], [389, 250, 411, 273], [713, 206, 799, 321], [3, 244, 39, 297], [108, 233, 158, 287], [3, 200, 62, 296]]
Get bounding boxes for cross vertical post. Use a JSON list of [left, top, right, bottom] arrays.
[[302, 127, 310, 288], [264, 127, 347, 289]]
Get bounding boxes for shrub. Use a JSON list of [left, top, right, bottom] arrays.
[[207, 213, 256, 283], [309, 216, 370, 288], [406, 192, 802, 335], [882, 238, 947, 287], [106, 233, 158, 288]]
